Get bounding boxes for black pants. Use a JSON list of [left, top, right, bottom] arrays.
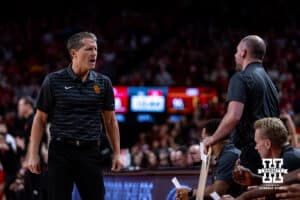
[[25, 171, 47, 200], [48, 139, 105, 200]]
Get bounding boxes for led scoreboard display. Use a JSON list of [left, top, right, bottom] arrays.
[[113, 86, 129, 114], [113, 86, 218, 121], [167, 87, 199, 114], [128, 87, 167, 113]]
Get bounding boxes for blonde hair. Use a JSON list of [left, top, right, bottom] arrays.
[[254, 117, 288, 148]]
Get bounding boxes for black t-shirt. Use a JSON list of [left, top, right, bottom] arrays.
[[281, 144, 300, 172], [36, 66, 115, 140], [226, 62, 279, 148], [213, 143, 241, 197]]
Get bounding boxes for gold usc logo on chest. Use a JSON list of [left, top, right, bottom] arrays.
[[93, 84, 101, 94]]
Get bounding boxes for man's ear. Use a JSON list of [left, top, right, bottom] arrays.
[[69, 49, 77, 59], [265, 139, 271, 149], [241, 49, 247, 58]]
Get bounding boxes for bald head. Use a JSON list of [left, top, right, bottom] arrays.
[[241, 35, 266, 60]]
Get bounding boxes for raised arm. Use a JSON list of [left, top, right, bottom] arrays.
[[280, 113, 299, 148]]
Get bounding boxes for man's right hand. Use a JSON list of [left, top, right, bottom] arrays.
[[26, 153, 41, 174], [232, 159, 254, 186], [111, 153, 123, 172], [202, 136, 215, 154]]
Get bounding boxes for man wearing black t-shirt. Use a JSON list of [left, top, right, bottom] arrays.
[[203, 35, 279, 174], [26, 32, 122, 200]]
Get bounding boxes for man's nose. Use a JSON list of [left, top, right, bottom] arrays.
[[92, 49, 97, 55]]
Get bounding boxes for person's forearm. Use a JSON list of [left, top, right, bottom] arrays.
[[286, 117, 298, 147], [28, 115, 46, 155], [212, 113, 239, 144], [205, 181, 228, 197], [204, 184, 214, 196], [106, 118, 120, 155]]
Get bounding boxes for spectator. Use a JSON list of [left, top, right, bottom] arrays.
[[176, 119, 241, 200], [233, 117, 300, 188], [0, 122, 21, 199], [188, 144, 201, 166]]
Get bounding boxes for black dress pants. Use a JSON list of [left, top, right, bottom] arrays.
[[24, 171, 43, 200], [48, 139, 105, 200]]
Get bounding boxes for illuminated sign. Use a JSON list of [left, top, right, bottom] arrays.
[[167, 87, 199, 114], [72, 171, 208, 200], [112, 86, 218, 115], [129, 87, 167, 113], [113, 87, 128, 113], [105, 181, 154, 199], [131, 95, 165, 112]]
